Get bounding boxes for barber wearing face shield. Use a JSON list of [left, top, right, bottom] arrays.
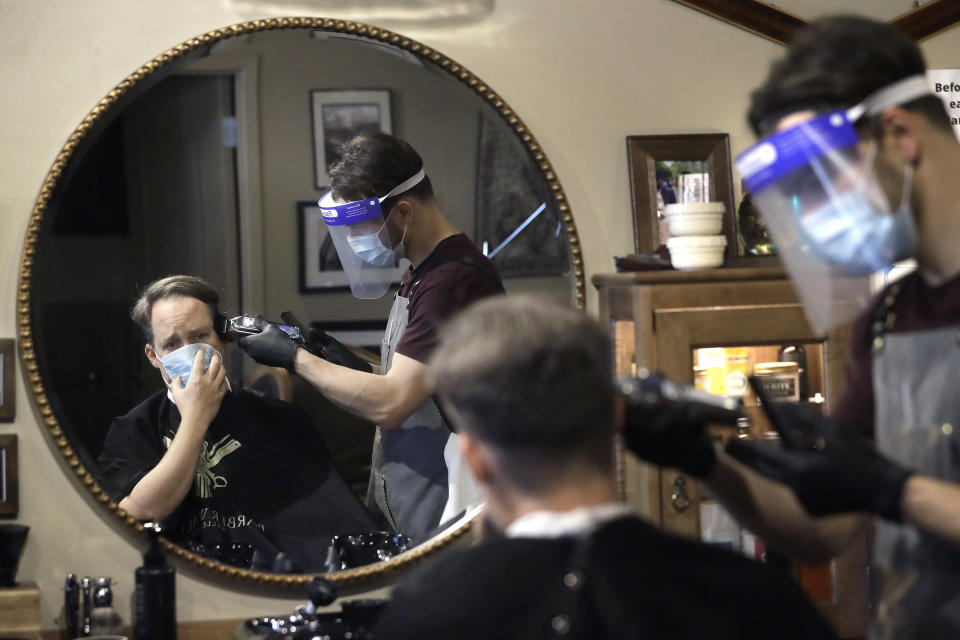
[[239, 132, 504, 541], [622, 16, 960, 640]]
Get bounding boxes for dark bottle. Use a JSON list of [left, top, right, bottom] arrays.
[[62, 573, 79, 640], [134, 522, 176, 640], [778, 344, 808, 401]]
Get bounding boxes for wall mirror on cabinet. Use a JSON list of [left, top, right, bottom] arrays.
[[19, 17, 582, 587]]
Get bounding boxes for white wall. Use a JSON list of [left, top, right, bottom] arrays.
[[1, 0, 957, 629]]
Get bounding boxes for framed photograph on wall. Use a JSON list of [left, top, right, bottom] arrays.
[[310, 89, 392, 189], [298, 201, 405, 293], [0, 339, 14, 422], [0, 435, 18, 516]]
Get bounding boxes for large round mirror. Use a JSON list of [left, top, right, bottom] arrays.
[[19, 17, 582, 586]]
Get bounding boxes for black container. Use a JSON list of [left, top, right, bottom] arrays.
[[134, 523, 176, 640], [0, 523, 29, 587], [778, 344, 809, 401]]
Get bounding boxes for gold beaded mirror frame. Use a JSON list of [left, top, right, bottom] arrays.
[[17, 17, 583, 588]]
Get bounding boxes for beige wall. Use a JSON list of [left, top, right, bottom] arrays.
[[1, 0, 957, 629]]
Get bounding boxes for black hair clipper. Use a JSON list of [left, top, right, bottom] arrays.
[[222, 314, 305, 345]]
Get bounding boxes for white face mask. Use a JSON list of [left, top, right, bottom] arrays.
[[799, 157, 916, 275], [347, 215, 407, 267], [158, 343, 219, 387]]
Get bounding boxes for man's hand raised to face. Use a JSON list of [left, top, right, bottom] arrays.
[[170, 348, 227, 429]]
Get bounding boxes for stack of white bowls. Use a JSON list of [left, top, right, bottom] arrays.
[[664, 202, 727, 270]]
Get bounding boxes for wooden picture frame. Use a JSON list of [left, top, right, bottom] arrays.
[[297, 201, 405, 293], [626, 134, 737, 262], [310, 89, 393, 189], [0, 435, 19, 517], [0, 340, 14, 422]]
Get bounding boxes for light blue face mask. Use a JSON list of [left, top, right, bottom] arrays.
[[158, 343, 218, 387], [346, 216, 407, 267], [798, 162, 915, 275]]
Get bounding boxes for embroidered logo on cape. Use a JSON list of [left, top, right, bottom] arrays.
[[162, 433, 242, 498]]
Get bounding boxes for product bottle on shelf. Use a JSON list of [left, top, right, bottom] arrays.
[[134, 522, 176, 640]]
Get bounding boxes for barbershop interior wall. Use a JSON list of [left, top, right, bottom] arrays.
[[1, 0, 958, 628]]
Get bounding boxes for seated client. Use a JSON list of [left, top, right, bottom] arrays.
[[374, 295, 836, 639], [98, 275, 377, 570]]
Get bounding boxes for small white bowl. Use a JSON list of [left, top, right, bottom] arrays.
[[666, 211, 723, 236], [666, 235, 727, 270], [664, 202, 726, 215]]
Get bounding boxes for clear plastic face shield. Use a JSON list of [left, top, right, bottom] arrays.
[[317, 169, 425, 299], [736, 75, 931, 335]]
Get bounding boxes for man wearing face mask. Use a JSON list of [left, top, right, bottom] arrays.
[[239, 132, 504, 541], [623, 16, 960, 639], [98, 275, 378, 570]]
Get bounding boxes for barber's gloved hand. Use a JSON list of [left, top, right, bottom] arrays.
[[239, 322, 300, 370], [308, 328, 372, 373], [622, 398, 717, 479], [726, 402, 912, 521]]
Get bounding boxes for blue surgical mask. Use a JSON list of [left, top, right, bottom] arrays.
[[347, 218, 407, 267], [798, 164, 915, 275], [158, 343, 218, 387]]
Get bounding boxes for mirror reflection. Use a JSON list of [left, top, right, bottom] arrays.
[[29, 25, 578, 576]]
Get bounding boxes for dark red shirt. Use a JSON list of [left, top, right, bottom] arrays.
[[832, 269, 960, 436], [395, 234, 503, 363]]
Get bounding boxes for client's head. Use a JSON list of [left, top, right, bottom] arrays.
[[131, 275, 226, 384], [428, 295, 618, 528]]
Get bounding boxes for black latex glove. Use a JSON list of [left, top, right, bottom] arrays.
[[308, 328, 373, 373], [621, 389, 717, 478], [726, 401, 912, 522], [238, 323, 300, 370], [624, 404, 717, 478]]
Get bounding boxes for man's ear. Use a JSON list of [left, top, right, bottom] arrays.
[[458, 432, 492, 485], [878, 106, 921, 166], [393, 198, 416, 226], [144, 343, 162, 370]]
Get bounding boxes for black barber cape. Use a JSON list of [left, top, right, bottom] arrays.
[[375, 515, 837, 640], [98, 388, 378, 570]]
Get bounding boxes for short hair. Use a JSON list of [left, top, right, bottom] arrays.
[[748, 15, 951, 136], [130, 275, 220, 344], [329, 132, 435, 216], [428, 295, 616, 485]]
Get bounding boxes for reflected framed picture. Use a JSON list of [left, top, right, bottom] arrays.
[[0, 435, 18, 516], [310, 89, 392, 189], [626, 134, 737, 262], [0, 339, 13, 422], [297, 201, 405, 293]]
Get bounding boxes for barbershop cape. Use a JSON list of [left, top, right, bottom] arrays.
[[98, 388, 378, 570]]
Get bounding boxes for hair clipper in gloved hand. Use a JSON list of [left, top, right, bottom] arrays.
[[279, 311, 373, 373], [726, 376, 912, 521], [237, 317, 302, 370], [619, 369, 742, 478]]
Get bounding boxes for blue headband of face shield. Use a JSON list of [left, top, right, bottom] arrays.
[[317, 168, 427, 226]]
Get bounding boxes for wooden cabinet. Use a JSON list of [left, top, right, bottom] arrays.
[[593, 267, 868, 638]]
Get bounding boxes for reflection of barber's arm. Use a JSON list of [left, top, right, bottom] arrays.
[[120, 351, 226, 521], [706, 450, 868, 564], [293, 349, 429, 429]]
